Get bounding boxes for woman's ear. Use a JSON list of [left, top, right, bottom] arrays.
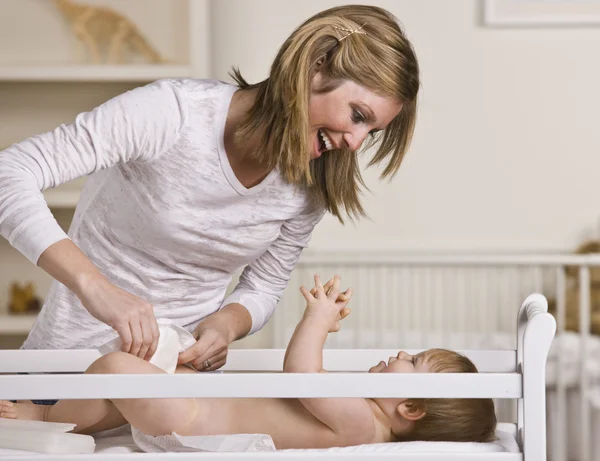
[[397, 401, 426, 421], [314, 54, 326, 70]]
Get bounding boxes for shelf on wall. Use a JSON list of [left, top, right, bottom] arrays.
[[0, 64, 194, 82], [0, 314, 37, 334]]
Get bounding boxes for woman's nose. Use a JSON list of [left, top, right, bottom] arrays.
[[343, 130, 368, 152]]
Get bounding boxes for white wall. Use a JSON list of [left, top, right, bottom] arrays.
[[2, 0, 599, 256], [211, 0, 600, 252], [1, 0, 599, 343]]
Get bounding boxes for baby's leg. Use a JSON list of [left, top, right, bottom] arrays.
[[0, 353, 139, 433], [86, 352, 202, 436], [1, 352, 200, 436], [0, 398, 125, 435]]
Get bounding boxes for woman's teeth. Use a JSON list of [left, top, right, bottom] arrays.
[[318, 129, 333, 151]]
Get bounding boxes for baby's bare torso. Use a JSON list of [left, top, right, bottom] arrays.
[[170, 365, 379, 450], [183, 397, 349, 449]]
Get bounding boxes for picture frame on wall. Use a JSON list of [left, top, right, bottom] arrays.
[[484, 0, 600, 26]]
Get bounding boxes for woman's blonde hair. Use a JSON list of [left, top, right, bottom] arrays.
[[230, 5, 420, 222], [401, 349, 497, 443]]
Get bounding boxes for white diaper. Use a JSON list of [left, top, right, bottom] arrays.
[[131, 427, 276, 453], [98, 319, 197, 374]]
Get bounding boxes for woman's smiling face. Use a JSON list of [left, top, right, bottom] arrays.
[[308, 75, 402, 159]]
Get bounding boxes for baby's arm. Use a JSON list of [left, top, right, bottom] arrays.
[[283, 276, 375, 443], [283, 276, 350, 371]]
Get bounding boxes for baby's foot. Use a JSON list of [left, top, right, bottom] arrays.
[[0, 400, 48, 421]]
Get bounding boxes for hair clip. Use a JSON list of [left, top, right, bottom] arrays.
[[333, 23, 367, 42]]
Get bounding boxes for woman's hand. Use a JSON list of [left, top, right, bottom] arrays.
[[77, 276, 160, 361], [177, 310, 239, 372], [37, 239, 160, 361], [301, 274, 353, 333]]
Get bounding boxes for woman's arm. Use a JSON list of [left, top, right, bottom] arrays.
[[38, 240, 160, 360], [221, 200, 326, 336], [0, 79, 186, 359], [177, 198, 326, 371]]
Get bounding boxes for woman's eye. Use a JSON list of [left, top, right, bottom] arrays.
[[352, 109, 365, 123]]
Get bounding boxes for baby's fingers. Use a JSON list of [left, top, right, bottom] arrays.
[[311, 279, 331, 297], [323, 278, 334, 295], [335, 288, 353, 304], [300, 286, 314, 302], [339, 307, 351, 320], [313, 274, 325, 296], [329, 275, 341, 298], [342, 288, 353, 303]]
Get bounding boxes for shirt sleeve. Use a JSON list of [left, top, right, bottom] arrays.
[[0, 79, 186, 264], [221, 199, 326, 335]]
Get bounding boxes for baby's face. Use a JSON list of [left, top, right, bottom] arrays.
[[368, 351, 431, 374]]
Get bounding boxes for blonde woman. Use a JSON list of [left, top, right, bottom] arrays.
[[0, 5, 420, 396]]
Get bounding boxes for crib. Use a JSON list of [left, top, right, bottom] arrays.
[[267, 252, 600, 461], [0, 293, 554, 460]]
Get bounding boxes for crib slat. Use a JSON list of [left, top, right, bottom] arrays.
[[554, 266, 568, 461], [0, 349, 518, 373], [0, 372, 522, 400], [381, 267, 390, 348], [356, 267, 368, 348], [456, 267, 466, 348], [579, 266, 591, 461]]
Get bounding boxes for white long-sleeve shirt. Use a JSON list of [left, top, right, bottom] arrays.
[[0, 78, 325, 350]]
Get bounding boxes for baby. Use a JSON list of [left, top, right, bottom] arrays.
[[0, 275, 496, 449]]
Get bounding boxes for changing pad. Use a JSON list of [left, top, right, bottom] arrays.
[[0, 423, 519, 455], [283, 428, 519, 453], [92, 423, 519, 454]]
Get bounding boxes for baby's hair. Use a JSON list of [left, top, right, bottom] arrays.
[[401, 348, 497, 443]]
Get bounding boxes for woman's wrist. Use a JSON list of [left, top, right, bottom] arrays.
[[200, 303, 252, 344], [37, 239, 107, 299], [73, 269, 108, 300]]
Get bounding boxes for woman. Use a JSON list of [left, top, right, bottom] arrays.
[[0, 5, 419, 375]]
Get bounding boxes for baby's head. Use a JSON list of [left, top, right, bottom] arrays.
[[369, 348, 497, 443]]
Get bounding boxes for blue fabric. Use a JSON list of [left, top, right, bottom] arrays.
[[9, 399, 57, 405]]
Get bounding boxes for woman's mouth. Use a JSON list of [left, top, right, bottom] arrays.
[[312, 129, 334, 159], [318, 129, 333, 152]]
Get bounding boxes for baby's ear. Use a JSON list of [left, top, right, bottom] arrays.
[[397, 400, 426, 421]]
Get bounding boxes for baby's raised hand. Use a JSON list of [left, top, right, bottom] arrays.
[[300, 275, 353, 332], [310, 277, 351, 303]]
